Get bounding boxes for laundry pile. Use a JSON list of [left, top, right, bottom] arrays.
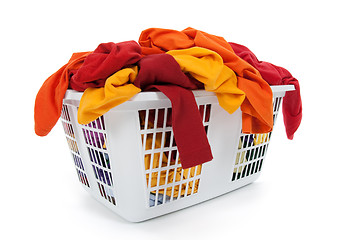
[[34, 27, 302, 170]]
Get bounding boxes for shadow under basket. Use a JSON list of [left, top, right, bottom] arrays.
[[60, 85, 294, 222]]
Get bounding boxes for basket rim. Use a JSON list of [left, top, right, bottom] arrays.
[[64, 85, 295, 102]]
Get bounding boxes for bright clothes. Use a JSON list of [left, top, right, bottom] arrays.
[[143, 117, 202, 198], [77, 66, 140, 124], [254, 133, 268, 145], [139, 27, 273, 134], [229, 42, 302, 139], [69, 41, 142, 91], [167, 47, 245, 114], [134, 54, 212, 169], [34, 51, 91, 136]]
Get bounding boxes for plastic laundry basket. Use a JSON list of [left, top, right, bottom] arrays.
[[60, 85, 294, 222]]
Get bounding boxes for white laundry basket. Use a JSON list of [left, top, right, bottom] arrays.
[[60, 85, 294, 222]]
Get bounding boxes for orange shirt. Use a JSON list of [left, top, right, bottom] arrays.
[[34, 52, 91, 136]]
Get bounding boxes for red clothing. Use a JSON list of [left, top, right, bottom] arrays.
[[229, 42, 302, 139], [134, 54, 212, 169], [69, 41, 142, 91], [34, 52, 91, 136], [139, 27, 274, 134]]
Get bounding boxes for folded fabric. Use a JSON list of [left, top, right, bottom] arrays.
[[69, 41, 142, 91], [139, 27, 274, 134], [77, 66, 140, 124], [134, 54, 213, 169], [166, 47, 245, 114], [229, 42, 302, 139], [34, 51, 91, 136]]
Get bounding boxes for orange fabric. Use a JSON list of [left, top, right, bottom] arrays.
[[139, 27, 273, 133], [34, 52, 91, 136]]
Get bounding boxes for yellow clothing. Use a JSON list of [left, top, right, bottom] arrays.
[[167, 47, 245, 114], [78, 66, 140, 124], [234, 133, 268, 175], [144, 135, 202, 198], [254, 133, 268, 145], [234, 138, 247, 174], [139, 113, 202, 198]]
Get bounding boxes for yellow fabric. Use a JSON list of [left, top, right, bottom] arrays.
[[234, 133, 269, 175], [254, 133, 268, 145], [144, 136, 202, 198], [166, 47, 245, 114], [140, 114, 202, 198], [77, 66, 140, 124], [234, 138, 247, 174]]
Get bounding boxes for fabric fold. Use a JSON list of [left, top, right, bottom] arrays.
[[69, 41, 142, 91], [77, 66, 140, 124], [229, 42, 302, 139], [133, 54, 213, 169], [139, 27, 274, 133], [34, 51, 91, 136], [166, 47, 245, 114]]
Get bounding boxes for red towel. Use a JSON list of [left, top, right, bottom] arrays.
[[69, 41, 142, 91], [229, 42, 302, 139], [134, 54, 212, 169]]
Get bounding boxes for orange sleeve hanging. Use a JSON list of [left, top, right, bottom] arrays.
[[34, 52, 91, 136]]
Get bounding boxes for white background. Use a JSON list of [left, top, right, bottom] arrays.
[[1, 0, 336, 239]]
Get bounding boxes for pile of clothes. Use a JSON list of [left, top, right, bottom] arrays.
[[34, 27, 302, 170]]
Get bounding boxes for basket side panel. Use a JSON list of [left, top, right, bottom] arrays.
[[60, 104, 91, 189], [229, 95, 284, 184]]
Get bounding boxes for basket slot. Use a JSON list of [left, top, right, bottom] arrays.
[[140, 104, 209, 208], [79, 115, 116, 205], [97, 182, 115, 205], [232, 133, 271, 181], [61, 104, 71, 121], [75, 169, 90, 187], [61, 104, 90, 188], [231, 96, 282, 182], [72, 153, 85, 171], [85, 116, 105, 130]]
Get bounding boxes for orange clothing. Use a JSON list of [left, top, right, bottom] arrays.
[[34, 52, 91, 136], [139, 27, 273, 133]]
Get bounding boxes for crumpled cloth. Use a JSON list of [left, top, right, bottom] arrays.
[[139, 27, 273, 134], [34, 51, 91, 136], [69, 41, 142, 91], [167, 47, 245, 114], [229, 42, 302, 139], [134, 53, 212, 169], [77, 66, 141, 124]]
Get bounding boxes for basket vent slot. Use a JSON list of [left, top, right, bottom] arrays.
[[231, 96, 283, 182], [61, 104, 90, 188], [81, 115, 116, 205], [139, 104, 211, 207]]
